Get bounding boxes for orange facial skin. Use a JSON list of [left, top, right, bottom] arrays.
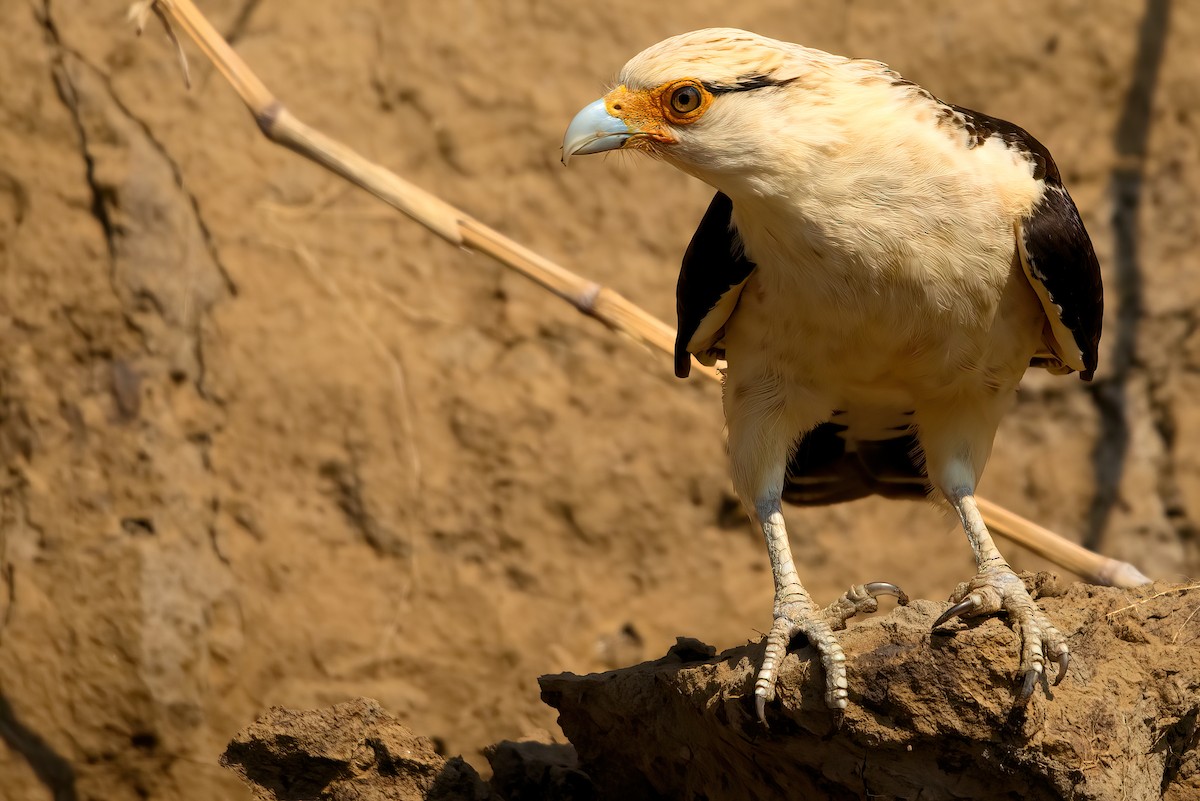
[[602, 79, 714, 151]]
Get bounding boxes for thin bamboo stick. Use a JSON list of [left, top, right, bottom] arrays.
[[130, 0, 1150, 588]]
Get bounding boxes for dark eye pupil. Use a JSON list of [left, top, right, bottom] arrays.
[[673, 87, 699, 112]]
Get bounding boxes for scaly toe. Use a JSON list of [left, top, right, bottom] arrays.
[[824, 581, 909, 631], [942, 569, 1071, 704], [755, 600, 850, 722]]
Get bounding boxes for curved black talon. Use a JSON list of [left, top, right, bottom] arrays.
[[1054, 651, 1070, 685], [1018, 650, 1069, 704], [864, 581, 910, 605], [1019, 668, 1041, 704], [933, 595, 979, 629]]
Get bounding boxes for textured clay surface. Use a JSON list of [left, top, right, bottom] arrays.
[[219, 582, 1198, 800], [542, 581, 1200, 801], [1, 1, 1197, 800]]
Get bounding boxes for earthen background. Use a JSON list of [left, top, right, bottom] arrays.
[[0, 1, 1196, 798]]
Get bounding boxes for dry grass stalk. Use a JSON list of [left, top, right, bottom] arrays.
[[1105, 583, 1200, 617], [129, 0, 1150, 589]]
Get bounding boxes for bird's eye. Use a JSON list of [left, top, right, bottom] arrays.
[[670, 85, 702, 114]]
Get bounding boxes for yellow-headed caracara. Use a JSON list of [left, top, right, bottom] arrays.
[[563, 29, 1103, 721]]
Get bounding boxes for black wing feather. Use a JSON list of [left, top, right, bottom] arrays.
[[1020, 185, 1104, 379], [952, 104, 1104, 380], [674, 192, 755, 378]]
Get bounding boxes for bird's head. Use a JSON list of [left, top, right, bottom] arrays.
[[562, 29, 849, 191]]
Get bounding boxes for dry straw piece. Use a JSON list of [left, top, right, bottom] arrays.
[[130, 0, 1150, 589]]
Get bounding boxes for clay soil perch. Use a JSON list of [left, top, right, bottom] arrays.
[[541, 578, 1200, 801], [218, 581, 1198, 801]]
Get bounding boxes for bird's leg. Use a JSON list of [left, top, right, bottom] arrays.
[[751, 499, 905, 720], [935, 484, 1070, 702], [722, 367, 907, 721], [725, 392, 901, 721], [753, 494, 847, 716]]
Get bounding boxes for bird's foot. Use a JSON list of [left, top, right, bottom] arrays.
[[822, 581, 910, 630], [755, 581, 907, 724], [933, 568, 1069, 704]]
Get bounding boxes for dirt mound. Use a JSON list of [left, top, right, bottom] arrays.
[[221, 699, 497, 801], [220, 698, 593, 801], [221, 582, 1198, 801], [544, 580, 1200, 801]]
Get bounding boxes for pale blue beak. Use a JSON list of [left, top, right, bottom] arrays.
[[562, 99, 631, 165]]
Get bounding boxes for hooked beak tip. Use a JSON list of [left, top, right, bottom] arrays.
[[562, 98, 631, 165]]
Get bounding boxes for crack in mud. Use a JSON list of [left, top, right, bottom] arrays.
[[0, 695, 78, 801], [36, 0, 238, 705], [40, 0, 235, 401], [42, 18, 118, 264]]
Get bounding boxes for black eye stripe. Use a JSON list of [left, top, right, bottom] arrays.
[[703, 74, 797, 95]]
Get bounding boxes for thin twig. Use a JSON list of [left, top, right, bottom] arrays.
[[129, 0, 191, 87], [131, 0, 1153, 589], [1106, 583, 1200, 617], [1171, 604, 1200, 645]]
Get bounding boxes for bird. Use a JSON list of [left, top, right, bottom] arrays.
[[562, 28, 1103, 721]]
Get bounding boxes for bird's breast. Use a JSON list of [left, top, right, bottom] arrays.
[[723, 220, 1045, 405]]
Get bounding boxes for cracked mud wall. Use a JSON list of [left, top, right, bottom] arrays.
[[0, 2, 1197, 800]]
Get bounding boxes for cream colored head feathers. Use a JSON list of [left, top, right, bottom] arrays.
[[615, 28, 836, 90], [562, 29, 879, 195]]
